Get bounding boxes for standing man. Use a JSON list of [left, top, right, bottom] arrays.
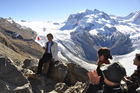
[[37, 33, 58, 76]]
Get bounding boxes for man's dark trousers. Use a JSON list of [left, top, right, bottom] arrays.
[[37, 52, 52, 74]]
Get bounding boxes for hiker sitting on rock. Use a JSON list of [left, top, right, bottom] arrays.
[[86, 62, 126, 93], [123, 53, 140, 93], [96, 47, 112, 90], [37, 33, 58, 77]]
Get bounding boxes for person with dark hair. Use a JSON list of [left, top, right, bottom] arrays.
[[96, 47, 113, 89], [36, 33, 58, 77], [124, 53, 140, 93], [86, 62, 126, 93], [97, 47, 112, 65]]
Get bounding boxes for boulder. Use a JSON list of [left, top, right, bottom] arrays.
[[64, 81, 86, 93], [53, 82, 86, 93], [27, 60, 89, 93], [0, 56, 33, 93], [23, 59, 38, 68], [54, 83, 68, 93], [22, 59, 38, 72], [44, 61, 68, 82], [21, 68, 34, 77], [13, 59, 23, 67], [28, 75, 56, 93], [65, 63, 88, 85], [42, 61, 88, 85]]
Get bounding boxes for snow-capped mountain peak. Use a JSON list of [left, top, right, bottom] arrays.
[[17, 9, 140, 75], [60, 9, 116, 31], [116, 10, 140, 24], [78, 9, 94, 14], [132, 10, 140, 24], [4, 17, 15, 24]]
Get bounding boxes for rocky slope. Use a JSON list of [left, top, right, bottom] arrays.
[[0, 54, 89, 93], [0, 18, 44, 61], [0, 18, 89, 93], [0, 56, 33, 93], [0, 17, 36, 40]]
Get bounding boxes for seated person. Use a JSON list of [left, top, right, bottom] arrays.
[[96, 47, 112, 90], [86, 62, 126, 93], [124, 53, 140, 93], [36, 33, 58, 76]]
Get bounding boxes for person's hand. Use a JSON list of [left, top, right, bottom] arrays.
[[123, 76, 130, 82], [88, 70, 100, 84]]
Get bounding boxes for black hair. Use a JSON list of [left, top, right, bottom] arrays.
[[98, 47, 112, 60], [47, 33, 53, 39], [136, 53, 140, 61]]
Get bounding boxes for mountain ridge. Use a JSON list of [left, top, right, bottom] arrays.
[[16, 9, 140, 65]]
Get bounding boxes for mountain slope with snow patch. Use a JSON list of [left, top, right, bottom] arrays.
[[16, 9, 140, 75]]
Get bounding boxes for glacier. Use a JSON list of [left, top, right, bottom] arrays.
[[17, 9, 140, 76]]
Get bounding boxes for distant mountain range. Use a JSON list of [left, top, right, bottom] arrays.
[[16, 9, 140, 65], [1, 9, 140, 92], [0, 9, 139, 75]]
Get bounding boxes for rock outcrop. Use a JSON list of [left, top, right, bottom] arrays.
[[53, 81, 86, 93], [22, 59, 38, 71], [23, 60, 89, 93], [0, 17, 36, 40], [0, 56, 33, 93], [42, 61, 88, 85], [0, 18, 44, 60]]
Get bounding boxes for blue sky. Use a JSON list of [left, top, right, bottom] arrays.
[[0, 0, 140, 21]]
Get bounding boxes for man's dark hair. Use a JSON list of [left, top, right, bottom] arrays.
[[136, 53, 140, 61], [98, 47, 112, 60], [47, 33, 53, 39]]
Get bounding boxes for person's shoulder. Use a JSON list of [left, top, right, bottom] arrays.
[[51, 41, 58, 47], [53, 41, 58, 45], [131, 70, 138, 77]]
